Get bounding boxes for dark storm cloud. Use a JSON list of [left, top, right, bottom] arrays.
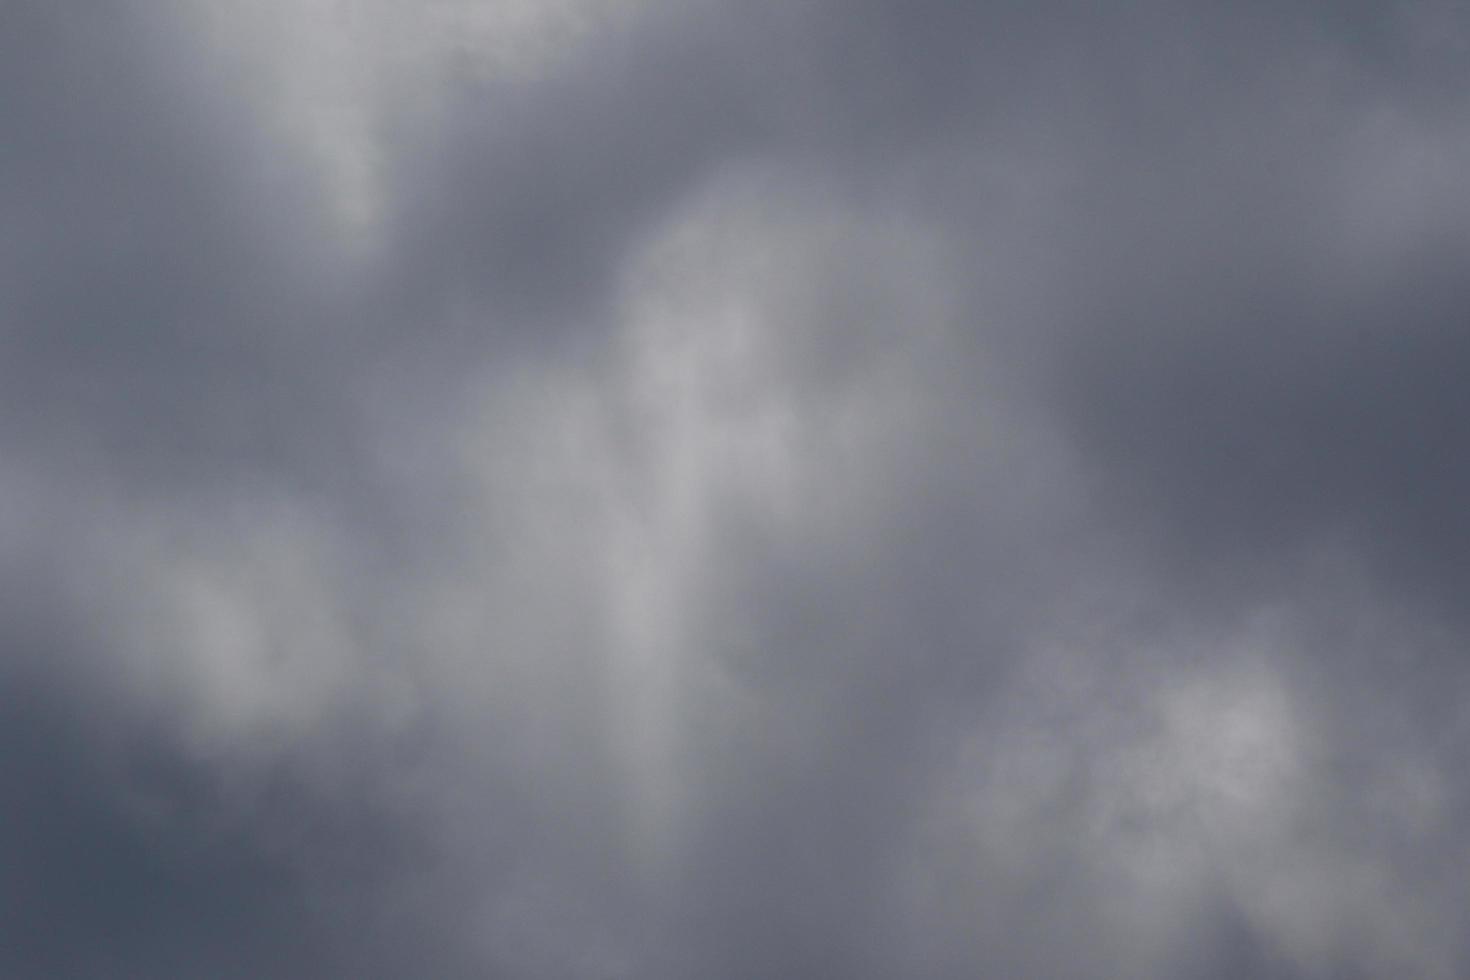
[[374, 3, 767, 338], [6, 0, 1470, 977], [0, 1, 360, 488], [1027, 10, 1470, 612], [0, 655, 495, 979]]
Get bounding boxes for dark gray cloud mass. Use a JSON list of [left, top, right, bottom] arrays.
[[5, 0, 1470, 976]]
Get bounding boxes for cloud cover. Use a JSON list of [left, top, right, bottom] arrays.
[[5, 0, 1470, 975]]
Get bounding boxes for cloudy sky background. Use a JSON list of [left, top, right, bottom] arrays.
[[5, 1, 1470, 976]]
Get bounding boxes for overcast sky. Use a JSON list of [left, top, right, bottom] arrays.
[[6, 1, 1470, 976]]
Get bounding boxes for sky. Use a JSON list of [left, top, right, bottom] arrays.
[[5, 1, 1470, 976]]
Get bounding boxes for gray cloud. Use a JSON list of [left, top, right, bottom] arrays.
[[6, 0, 1470, 976]]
